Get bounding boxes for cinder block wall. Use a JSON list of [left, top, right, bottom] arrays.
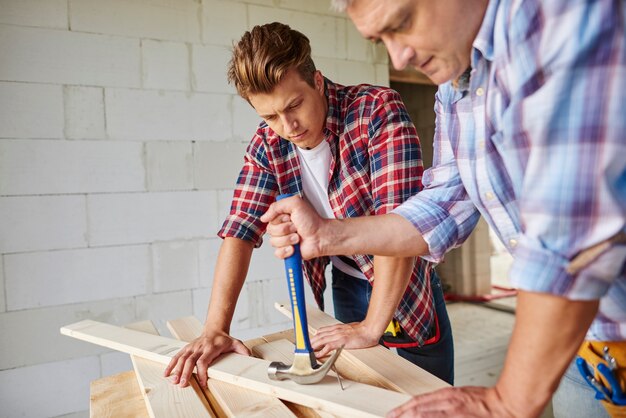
[[0, 1, 388, 416]]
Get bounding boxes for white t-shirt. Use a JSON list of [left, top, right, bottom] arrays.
[[296, 141, 366, 280]]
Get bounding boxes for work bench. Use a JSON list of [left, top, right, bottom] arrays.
[[73, 304, 449, 417]]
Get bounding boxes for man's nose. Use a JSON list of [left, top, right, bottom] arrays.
[[281, 114, 298, 132], [385, 39, 414, 71]]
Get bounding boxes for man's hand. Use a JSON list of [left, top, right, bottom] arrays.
[[261, 195, 327, 260], [311, 322, 381, 358], [163, 330, 250, 388], [387, 386, 516, 418]]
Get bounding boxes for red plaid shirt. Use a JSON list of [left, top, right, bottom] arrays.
[[219, 78, 435, 344]]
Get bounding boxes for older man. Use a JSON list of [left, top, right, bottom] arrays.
[[262, 0, 626, 417]]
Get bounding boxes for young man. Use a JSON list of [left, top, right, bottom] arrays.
[[262, 1, 626, 417], [164, 22, 454, 390]]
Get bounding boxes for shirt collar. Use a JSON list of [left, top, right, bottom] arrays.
[[323, 77, 341, 138], [472, 0, 500, 65]]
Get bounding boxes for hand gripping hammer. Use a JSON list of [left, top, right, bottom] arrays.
[[267, 194, 343, 385]]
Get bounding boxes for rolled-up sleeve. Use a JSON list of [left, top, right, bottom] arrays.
[[393, 91, 480, 262]]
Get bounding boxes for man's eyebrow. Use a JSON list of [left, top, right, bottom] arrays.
[[259, 95, 302, 119]]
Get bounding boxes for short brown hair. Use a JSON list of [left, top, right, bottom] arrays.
[[227, 22, 317, 100]]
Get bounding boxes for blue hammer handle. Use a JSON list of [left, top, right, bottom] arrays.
[[276, 194, 314, 354]]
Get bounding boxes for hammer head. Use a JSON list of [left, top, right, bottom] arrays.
[[268, 346, 343, 384]]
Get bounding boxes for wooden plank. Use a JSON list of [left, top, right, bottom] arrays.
[[125, 321, 215, 418], [61, 320, 411, 418], [90, 370, 150, 418], [166, 317, 296, 418], [275, 302, 450, 395]]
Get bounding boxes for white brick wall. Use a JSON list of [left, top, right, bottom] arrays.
[[146, 141, 194, 191], [0, 257, 5, 313], [0, 25, 141, 87], [0, 140, 145, 195], [152, 240, 199, 293], [142, 39, 190, 91], [106, 89, 231, 141], [0, 195, 87, 254], [0, 356, 100, 418], [4, 245, 150, 310], [88, 191, 218, 246], [64, 86, 106, 140], [0, 82, 64, 139], [0, 2, 386, 416], [0, 0, 68, 29]]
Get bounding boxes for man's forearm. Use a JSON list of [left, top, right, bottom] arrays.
[[203, 237, 254, 334], [361, 255, 415, 336], [495, 291, 599, 417], [321, 213, 429, 257]]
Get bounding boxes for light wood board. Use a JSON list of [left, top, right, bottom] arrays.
[[90, 370, 150, 418], [166, 317, 296, 418], [61, 319, 411, 418], [275, 302, 450, 395], [126, 321, 214, 418]]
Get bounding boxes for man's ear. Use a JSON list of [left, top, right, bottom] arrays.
[[314, 70, 324, 92]]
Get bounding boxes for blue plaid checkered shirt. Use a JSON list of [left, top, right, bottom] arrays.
[[394, 0, 626, 340]]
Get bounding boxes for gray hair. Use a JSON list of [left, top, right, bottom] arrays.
[[330, 0, 353, 12]]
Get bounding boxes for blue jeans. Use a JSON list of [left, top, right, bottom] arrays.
[[331, 266, 455, 385], [552, 358, 609, 418]]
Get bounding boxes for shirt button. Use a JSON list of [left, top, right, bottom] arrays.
[[485, 191, 494, 200], [476, 87, 485, 96], [478, 140, 485, 149], [509, 238, 518, 248]]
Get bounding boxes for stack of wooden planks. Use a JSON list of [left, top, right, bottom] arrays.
[[63, 303, 449, 418]]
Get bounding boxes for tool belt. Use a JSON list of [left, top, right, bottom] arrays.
[[381, 314, 440, 349], [577, 340, 626, 417]]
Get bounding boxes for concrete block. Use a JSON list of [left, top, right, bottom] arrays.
[[334, 60, 377, 86], [0, 257, 5, 313], [0, 298, 137, 370], [249, 6, 346, 59], [191, 287, 211, 325], [0, 195, 87, 254], [64, 86, 106, 140], [0, 82, 63, 139], [191, 282, 251, 332], [5, 245, 149, 310], [248, 243, 283, 282], [100, 351, 132, 377], [262, 277, 293, 327], [217, 189, 236, 228], [192, 44, 234, 94], [0, 0, 68, 29], [152, 241, 199, 293], [198, 238, 221, 288], [313, 56, 340, 83], [142, 39, 190, 91], [0, 140, 145, 195], [270, 0, 342, 16], [193, 141, 248, 190], [88, 191, 218, 246], [106, 89, 231, 141], [0, 356, 99, 418], [345, 21, 372, 62], [146, 141, 194, 191], [373, 43, 389, 65], [135, 290, 193, 335], [69, 0, 200, 42], [375, 63, 390, 87], [0, 25, 140, 87], [232, 95, 262, 142], [57, 410, 89, 418], [201, 0, 248, 46]]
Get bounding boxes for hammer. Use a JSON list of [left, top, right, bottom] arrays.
[[267, 194, 343, 385]]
